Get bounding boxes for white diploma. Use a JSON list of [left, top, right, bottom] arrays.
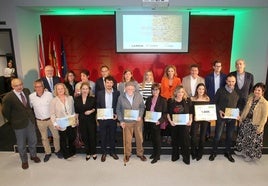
[[224, 108, 239, 119], [56, 114, 76, 128], [172, 114, 189, 125], [194, 104, 217, 121], [144, 111, 162, 123], [124, 109, 139, 121], [97, 108, 114, 120]]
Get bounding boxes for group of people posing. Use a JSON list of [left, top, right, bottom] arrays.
[[2, 58, 268, 170]]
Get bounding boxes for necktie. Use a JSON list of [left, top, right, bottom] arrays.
[[20, 93, 27, 107], [49, 78, 53, 91]]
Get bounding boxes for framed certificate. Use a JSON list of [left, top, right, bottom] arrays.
[[194, 104, 217, 121], [97, 108, 113, 120], [172, 114, 189, 125], [124, 109, 139, 121], [224, 108, 239, 119], [56, 114, 76, 128], [144, 111, 162, 123]]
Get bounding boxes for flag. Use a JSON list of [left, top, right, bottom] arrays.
[[61, 38, 68, 77], [38, 35, 45, 77], [51, 41, 61, 77], [48, 41, 52, 66]]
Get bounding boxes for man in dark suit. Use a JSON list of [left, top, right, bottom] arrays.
[[96, 75, 120, 162], [95, 65, 117, 95], [229, 59, 254, 112], [2, 78, 40, 169], [41, 65, 61, 93], [205, 60, 227, 139]]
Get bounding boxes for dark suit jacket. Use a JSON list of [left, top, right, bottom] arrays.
[[2, 88, 35, 129], [229, 71, 254, 111], [145, 95, 167, 124], [41, 76, 61, 92], [205, 72, 227, 103], [96, 89, 120, 115], [64, 81, 77, 97], [95, 77, 117, 95]]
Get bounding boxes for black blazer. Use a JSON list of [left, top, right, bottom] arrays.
[[229, 71, 254, 110], [64, 81, 77, 97], [41, 76, 61, 92], [145, 95, 167, 124], [2, 88, 35, 129], [96, 89, 120, 115]]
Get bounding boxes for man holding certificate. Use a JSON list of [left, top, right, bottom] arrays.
[[116, 81, 146, 162], [145, 83, 167, 164], [167, 85, 193, 165], [96, 76, 120, 162], [209, 74, 239, 163]]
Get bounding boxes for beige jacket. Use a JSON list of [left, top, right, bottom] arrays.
[[240, 95, 268, 133]]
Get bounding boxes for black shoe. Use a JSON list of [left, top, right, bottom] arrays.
[[43, 154, 51, 162], [209, 153, 216, 161], [224, 153, 235, 163], [86, 155, 90, 161], [149, 154, 154, 159], [92, 155, 97, 160], [55, 152, 63, 159], [151, 157, 160, 164], [183, 157, 190, 165], [196, 154, 203, 161], [171, 155, 180, 162], [110, 153, 119, 160], [101, 154, 106, 162], [191, 152, 196, 160]]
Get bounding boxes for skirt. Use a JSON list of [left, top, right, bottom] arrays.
[[235, 118, 263, 159]]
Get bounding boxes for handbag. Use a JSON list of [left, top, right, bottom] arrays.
[[73, 126, 84, 148]]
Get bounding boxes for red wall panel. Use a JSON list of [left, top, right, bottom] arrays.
[[41, 15, 234, 82]]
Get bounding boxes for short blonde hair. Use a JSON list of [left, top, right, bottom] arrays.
[[53, 83, 69, 97], [172, 85, 188, 100]]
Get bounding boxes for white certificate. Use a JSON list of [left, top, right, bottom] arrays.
[[124, 109, 139, 121], [144, 111, 162, 123], [97, 108, 114, 120], [172, 114, 189, 125], [194, 104, 217, 121], [224, 108, 239, 119], [56, 114, 76, 128]]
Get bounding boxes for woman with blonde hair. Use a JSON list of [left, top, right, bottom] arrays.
[[50, 83, 77, 160], [139, 70, 155, 101], [167, 85, 192, 165]]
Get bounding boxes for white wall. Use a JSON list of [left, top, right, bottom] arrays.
[[231, 8, 268, 83]]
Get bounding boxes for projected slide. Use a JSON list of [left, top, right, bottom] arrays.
[[123, 15, 182, 50]]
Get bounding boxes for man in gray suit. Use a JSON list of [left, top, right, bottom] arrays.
[[182, 64, 205, 97], [2, 78, 40, 169]]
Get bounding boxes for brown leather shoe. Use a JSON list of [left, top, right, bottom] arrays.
[[137, 155, 147, 161], [30, 156, 41, 163], [101, 154, 106, 162], [124, 155, 130, 162], [22, 162, 29, 169], [110, 153, 119, 160]]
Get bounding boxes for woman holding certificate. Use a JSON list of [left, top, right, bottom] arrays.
[[190, 83, 210, 161], [235, 82, 268, 161], [50, 83, 77, 160], [74, 82, 97, 161], [167, 85, 192, 165], [145, 83, 167, 164]]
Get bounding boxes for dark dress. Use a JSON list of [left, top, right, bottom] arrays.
[[74, 95, 97, 155], [235, 99, 263, 159], [190, 101, 210, 160]]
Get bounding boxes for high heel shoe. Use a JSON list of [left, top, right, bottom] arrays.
[[86, 155, 90, 161], [92, 155, 97, 160]]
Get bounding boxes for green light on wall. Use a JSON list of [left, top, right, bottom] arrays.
[[41, 7, 115, 15]]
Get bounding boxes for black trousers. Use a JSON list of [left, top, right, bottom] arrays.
[[59, 126, 76, 159], [99, 119, 117, 154], [149, 122, 161, 158], [190, 121, 209, 155], [170, 125, 190, 160], [79, 119, 97, 155]]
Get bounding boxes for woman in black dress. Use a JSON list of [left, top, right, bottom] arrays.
[[74, 82, 97, 160]]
